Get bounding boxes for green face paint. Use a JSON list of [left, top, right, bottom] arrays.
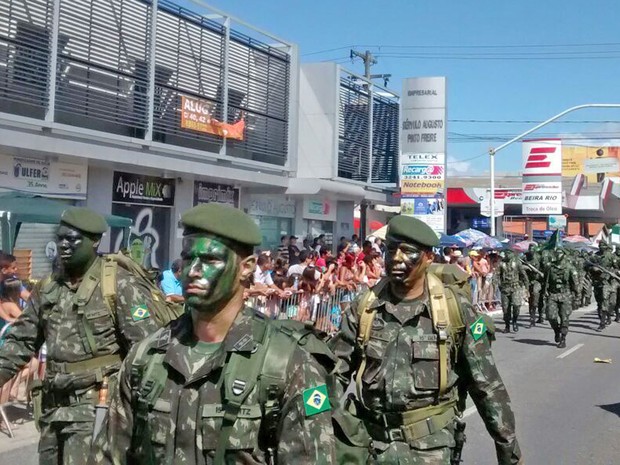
[[56, 224, 98, 276], [181, 234, 239, 312]]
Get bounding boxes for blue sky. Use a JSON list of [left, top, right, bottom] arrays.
[[182, 0, 620, 177]]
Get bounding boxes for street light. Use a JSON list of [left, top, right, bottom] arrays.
[[489, 104, 620, 237]]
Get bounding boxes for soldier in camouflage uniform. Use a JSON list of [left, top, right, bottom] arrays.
[[541, 248, 579, 348], [0, 208, 160, 465], [330, 215, 522, 465], [90, 203, 336, 465], [588, 242, 616, 331], [498, 250, 529, 334], [523, 244, 544, 327], [612, 246, 620, 322]]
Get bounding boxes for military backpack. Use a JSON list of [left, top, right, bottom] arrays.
[[99, 251, 184, 327], [127, 313, 343, 464], [354, 266, 467, 402]]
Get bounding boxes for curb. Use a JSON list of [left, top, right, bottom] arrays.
[[0, 420, 38, 453]]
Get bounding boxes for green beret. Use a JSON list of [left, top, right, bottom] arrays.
[[386, 215, 439, 248], [181, 203, 261, 247], [60, 207, 108, 235]]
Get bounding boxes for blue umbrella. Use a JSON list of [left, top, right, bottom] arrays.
[[454, 228, 489, 247], [438, 233, 467, 247]]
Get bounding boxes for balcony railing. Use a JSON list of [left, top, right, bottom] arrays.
[[0, 0, 292, 167]]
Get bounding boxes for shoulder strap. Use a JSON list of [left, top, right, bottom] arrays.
[[101, 258, 118, 324], [354, 279, 388, 407], [130, 332, 170, 463], [215, 317, 273, 464], [427, 272, 452, 397]]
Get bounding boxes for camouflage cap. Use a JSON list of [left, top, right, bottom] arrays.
[[386, 215, 439, 248], [181, 203, 262, 247], [60, 207, 108, 235]]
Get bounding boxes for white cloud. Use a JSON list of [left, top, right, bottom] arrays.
[[447, 155, 472, 176]]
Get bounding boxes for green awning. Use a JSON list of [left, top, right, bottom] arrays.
[[0, 192, 132, 251]]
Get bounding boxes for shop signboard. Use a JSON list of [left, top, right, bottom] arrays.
[[548, 215, 567, 230], [247, 195, 296, 218], [563, 145, 620, 181], [401, 197, 445, 233], [400, 179, 444, 197], [193, 181, 239, 208], [400, 164, 444, 180], [302, 198, 337, 222], [180, 95, 245, 140], [0, 154, 88, 199], [522, 139, 563, 215], [400, 77, 447, 233], [112, 171, 175, 207]]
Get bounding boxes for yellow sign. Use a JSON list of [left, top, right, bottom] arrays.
[[400, 179, 444, 196], [563, 146, 620, 182]]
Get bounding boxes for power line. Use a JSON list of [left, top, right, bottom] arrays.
[[375, 54, 620, 61], [359, 42, 620, 49], [302, 46, 354, 57], [449, 119, 620, 124]]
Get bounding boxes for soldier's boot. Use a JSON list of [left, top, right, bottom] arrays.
[[512, 320, 519, 333], [615, 311, 620, 323], [557, 335, 566, 349], [537, 313, 545, 324], [597, 319, 607, 332], [529, 317, 536, 328], [504, 324, 511, 334]]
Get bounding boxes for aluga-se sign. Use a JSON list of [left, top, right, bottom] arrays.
[[112, 171, 175, 207]]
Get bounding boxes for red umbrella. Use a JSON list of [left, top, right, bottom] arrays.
[[353, 218, 384, 231], [370, 220, 384, 231]]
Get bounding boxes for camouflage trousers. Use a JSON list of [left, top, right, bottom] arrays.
[[546, 293, 572, 336], [593, 284, 615, 323], [501, 287, 522, 325], [371, 438, 452, 464], [528, 281, 542, 319], [38, 418, 93, 465]]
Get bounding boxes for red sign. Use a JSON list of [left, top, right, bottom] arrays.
[[181, 96, 245, 140]]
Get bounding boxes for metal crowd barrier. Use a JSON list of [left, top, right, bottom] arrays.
[[246, 286, 367, 335]]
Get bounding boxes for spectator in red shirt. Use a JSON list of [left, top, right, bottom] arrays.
[[356, 240, 373, 265]]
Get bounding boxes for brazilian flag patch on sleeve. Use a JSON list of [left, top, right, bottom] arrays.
[[302, 384, 331, 417], [470, 317, 487, 341], [131, 304, 151, 322]]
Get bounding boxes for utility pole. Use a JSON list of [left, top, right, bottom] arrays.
[[350, 50, 388, 241]]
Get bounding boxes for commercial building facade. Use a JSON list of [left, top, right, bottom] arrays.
[[0, 0, 397, 276]]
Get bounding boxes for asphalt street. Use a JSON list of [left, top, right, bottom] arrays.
[[464, 305, 620, 465], [2, 305, 620, 464]]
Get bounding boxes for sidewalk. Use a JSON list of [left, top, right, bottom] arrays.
[[0, 404, 39, 453]]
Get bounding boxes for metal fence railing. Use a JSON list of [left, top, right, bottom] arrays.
[[246, 286, 368, 335]]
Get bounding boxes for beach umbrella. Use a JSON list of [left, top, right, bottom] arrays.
[[512, 240, 537, 253]]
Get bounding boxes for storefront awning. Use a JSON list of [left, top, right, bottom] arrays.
[[0, 192, 132, 251], [286, 178, 392, 203]]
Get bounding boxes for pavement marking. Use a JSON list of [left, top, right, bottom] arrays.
[[557, 343, 584, 359], [462, 406, 477, 418]]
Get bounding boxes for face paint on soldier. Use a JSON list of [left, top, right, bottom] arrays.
[[386, 240, 433, 287], [181, 234, 255, 313], [55, 224, 99, 275]]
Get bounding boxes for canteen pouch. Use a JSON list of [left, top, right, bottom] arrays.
[[30, 378, 43, 431]]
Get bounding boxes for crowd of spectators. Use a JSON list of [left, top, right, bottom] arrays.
[[244, 234, 387, 324], [438, 246, 501, 310]]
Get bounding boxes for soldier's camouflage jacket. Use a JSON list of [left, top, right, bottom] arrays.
[[0, 256, 159, 423], [330, 284, 522, 465], [589, 250, 615, 288], [498, 258, 529, 292], [90, 309, 336, 465]]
